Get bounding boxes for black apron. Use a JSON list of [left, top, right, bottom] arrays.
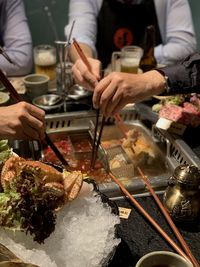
[[96, 0, 162, 68]]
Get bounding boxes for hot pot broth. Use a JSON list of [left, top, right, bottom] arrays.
[[42, 132, 109, 183], [42, 122, 167, 186]]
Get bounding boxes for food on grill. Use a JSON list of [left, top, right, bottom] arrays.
[[101, 139, 122, 149], [122, 129, 156, 166], [0, 156, 83, 243], [109, 154, 127, 169]]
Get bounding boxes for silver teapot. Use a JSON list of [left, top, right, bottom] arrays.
[[163, 164, 200, 222]]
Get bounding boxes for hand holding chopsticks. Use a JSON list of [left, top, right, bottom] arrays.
[[0, 69, 69, 168], [72, 39, 100, 90], [72, 39, 105, 168]]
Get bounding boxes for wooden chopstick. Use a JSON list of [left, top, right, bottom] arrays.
[[91, 115, 106, 169], [108, 171, 191, 262], [0, 69, 69, 169], [0, 69, 23, 102], [72, 38, 105, 168], [72, 38, 196, 263], [91, 109, 100, 168], [137, 166, 199, 267], [73, 38, 92, 72], [114, 113, 129, 137]]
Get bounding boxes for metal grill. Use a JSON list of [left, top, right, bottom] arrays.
[[12, 105, 200, 198], [152, 125, 200, 169]]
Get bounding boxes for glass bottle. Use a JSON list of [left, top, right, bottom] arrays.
[[139, 25, 157, 72]]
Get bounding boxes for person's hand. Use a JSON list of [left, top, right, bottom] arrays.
[[0, 101, 45, 140], [93, 70, 166, 117], [72, 57, 101, 91]]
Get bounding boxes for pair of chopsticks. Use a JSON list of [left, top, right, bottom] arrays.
[[109, 171, 197, 265], [72, 38, 105, 169], [0, 69, 69, 169], [91, 111, 106, 168], [114, 113, 129, 137], [115, 114, 198, 265], [71, 39, 199, 266], [137, 166, 199, 267]]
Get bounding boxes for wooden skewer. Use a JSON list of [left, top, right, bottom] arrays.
[[137, 166, 199, 267], [0, 69, 69, 169], [108, 171, 191, 262]]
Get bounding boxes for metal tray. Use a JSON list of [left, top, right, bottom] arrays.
[[11, 106, 200, 199], [43, 108, 170, 198]]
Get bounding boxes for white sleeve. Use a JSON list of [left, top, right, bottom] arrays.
[[0, 0, 33, 76], [65, 0, 101, 56], [155, 0, 197, 65]]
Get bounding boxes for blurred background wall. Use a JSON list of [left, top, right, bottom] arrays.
[[24, 0, 200, 49]]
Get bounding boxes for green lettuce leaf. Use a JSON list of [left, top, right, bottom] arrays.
[[0, 140, 12, 164]]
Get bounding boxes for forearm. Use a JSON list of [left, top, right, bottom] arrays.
[[158, 53, 200, 95], [155, 0, 196, 65], [69, 42, 94, 63], [140, 70, 166, 98], [2, 0, 33, 76]]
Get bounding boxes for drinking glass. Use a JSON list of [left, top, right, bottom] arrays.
[[112, 46, 143, 73], [34, 44, 57, 80]]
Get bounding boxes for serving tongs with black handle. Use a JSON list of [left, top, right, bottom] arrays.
[[0, 68, 69, 169]]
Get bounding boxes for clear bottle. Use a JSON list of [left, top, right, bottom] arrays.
[[139, 25, 157, 72]]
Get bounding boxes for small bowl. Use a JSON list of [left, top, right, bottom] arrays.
[[32, 94, 64, 111], [67, 84, 92, 100], [0, 92, 10, 105]]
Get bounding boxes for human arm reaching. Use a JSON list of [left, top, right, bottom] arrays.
[[93, 52, 200, 117], [154, 0, 196, 65], [70, 41, 100, 90], [93, 70, 166, 117], [0, 0, 32, 76]]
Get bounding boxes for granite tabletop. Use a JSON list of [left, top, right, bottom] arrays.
[[108, 195, 200, 267]]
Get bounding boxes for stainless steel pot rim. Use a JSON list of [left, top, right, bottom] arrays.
[[32, 94, 64, 110], [67, 84, 92, 100]]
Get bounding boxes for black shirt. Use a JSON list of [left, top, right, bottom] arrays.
[[159, 53, 200, 95]]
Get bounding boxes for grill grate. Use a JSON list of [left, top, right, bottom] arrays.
[[152, 125, 200, 169]]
